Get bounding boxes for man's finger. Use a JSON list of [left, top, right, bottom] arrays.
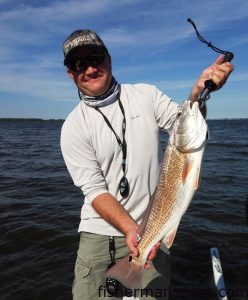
[[129, 244, 139, 257], [147, 242, 160, 260], [144, 261, 152, 269]]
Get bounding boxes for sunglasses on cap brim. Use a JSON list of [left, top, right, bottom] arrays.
[[66, 51, 106, 72]]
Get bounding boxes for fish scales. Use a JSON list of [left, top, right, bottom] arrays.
[[137, 144, 185, 258]]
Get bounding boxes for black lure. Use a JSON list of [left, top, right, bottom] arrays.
[[119, 176, 129, 198]]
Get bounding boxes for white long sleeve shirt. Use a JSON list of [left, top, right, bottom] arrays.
[[60, 83, 178, 236]]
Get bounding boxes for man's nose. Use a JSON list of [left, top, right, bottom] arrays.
[[85, 65, 98, 74]]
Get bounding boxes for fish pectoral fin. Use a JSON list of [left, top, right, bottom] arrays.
[[182, 156, 193, 184], [163, 225, 179, 249]]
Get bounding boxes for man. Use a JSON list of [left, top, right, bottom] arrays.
[[60, 30, 233, 299]]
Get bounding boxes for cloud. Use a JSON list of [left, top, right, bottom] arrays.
[[0, 0, 247, 119], [2, 0, 247, 47]]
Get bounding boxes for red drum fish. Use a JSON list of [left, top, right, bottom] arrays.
[[106, 100, 208, 290]]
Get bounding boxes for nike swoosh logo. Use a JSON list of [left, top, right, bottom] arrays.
[[131, 115, 140, 119]]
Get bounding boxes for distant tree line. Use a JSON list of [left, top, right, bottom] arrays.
[[0, 118, 64, 123]]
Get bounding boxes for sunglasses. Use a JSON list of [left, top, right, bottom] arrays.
[[67, 51, 106, 72]]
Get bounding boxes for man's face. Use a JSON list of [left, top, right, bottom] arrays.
[[67, 47, 112, 97]]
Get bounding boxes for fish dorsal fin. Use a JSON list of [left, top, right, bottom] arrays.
[[163, 224, 179, 249], [182, 156, 193, 184]]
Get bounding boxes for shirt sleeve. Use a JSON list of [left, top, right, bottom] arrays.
[[151, 85, 179, 131], [60, 109, 108, 204]]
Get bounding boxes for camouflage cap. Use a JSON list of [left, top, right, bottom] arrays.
[[63, 30, 108, 65]]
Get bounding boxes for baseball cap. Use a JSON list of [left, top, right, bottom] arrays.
[[63, 30, 108, 65]]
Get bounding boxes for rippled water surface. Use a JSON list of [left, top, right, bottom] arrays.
[[0, 119, 247, 300]]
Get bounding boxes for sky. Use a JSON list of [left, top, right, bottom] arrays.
[[0, 0, 247, 119]]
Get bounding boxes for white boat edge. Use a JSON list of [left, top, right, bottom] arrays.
[[210, 247, 228, 300]]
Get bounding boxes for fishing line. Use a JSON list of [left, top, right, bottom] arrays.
[[187, 18, 234, 102]]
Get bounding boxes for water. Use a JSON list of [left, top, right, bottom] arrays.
[[0, 119, 247, 300]]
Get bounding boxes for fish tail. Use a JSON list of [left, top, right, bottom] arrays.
[[105, 255, 144, 290]]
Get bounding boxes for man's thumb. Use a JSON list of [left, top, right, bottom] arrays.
[[214, 54, 225, 65]]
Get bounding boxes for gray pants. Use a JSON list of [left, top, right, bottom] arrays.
[[72, 232, 170, 300]]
